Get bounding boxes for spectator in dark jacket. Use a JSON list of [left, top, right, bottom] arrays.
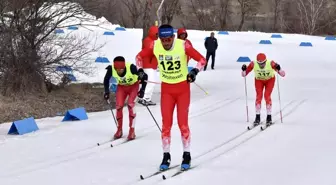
[[204, 32, 218, 70]]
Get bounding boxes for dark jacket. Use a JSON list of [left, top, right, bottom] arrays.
[[204, 37, 218, 53]]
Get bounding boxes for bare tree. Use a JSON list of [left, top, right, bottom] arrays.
[[120, 0, 143, 28], [296, 0, 326, 35], [160, 0, 182, 25], [294, 0, 336, 35], [272, 0, 284, 31], [142, 0, 153, 40], [216, 0, 231, 30], [237, 0, 260, 31], [0, 0, 103, 96], [187, 0, 217, 30]]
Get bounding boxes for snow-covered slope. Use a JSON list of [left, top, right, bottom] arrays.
[[1, 8, 336, 185]]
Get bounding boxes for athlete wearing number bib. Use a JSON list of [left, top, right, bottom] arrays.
[[136, 24, 206, 171], [103, 57, 148, 141], [155, 39, 188, 83], [241, 53, 286, 124]]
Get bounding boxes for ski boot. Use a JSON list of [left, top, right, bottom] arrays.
[[160, 152, 171, 171], [127, 127, 135, 140], [266, 115, 272, 126], [113, 128, 122, 139], [137, 99, 147, 106], [181, 152, 191, 171], [145, 100, 156, 106], [253, 114, 261, 126]]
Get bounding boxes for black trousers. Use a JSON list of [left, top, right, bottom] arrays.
[[204, 51, 215, 70]]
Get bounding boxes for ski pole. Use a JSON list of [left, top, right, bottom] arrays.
[[106, 99, 118, 127], [244, 76, 249, 122], [276, 73, 283, 123], [194, 82, 209, 95], [144, 101, 162, 132]]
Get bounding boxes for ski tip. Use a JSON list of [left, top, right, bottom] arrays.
[[247, 126, 251, 130], [97, 143, 100, 146], [140, 175, 144, 180], [162, 175, 166, 180], [110, 144, 113, 147]]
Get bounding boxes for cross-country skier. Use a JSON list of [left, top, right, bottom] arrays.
[[103, 56, 148, 140], [177, 28, 192, 63], [137, 25, 158, 106], [135, 24, 206, 171], [241, 53, 286, 125]]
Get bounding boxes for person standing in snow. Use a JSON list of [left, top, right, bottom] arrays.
[[177, 28, 193, 63], [135, 24, 206, 171], [204, 32, 218, 70], [137, 25, 158, 106], [103, 56, 148, 140], [241, 53, 286, 125]]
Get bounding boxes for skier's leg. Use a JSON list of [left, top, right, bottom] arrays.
[[142, 68, 156, 105], [176, 81, 191, 152], [115, 85, 127, 139], [255, 79, 264, 115], [176, 81, 191, 169], [126, 82, 140, 140], [264, 77, 275, 122], [160, 83, 176, 170]]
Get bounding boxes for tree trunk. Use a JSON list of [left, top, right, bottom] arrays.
[[238, 13, 245, 31], [142, 1, 151, 42]]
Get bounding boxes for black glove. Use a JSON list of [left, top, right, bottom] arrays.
[[138, 68, 147, 82], [241, 64, 247, 71], [187, 68, 199, 83], [137, 89, 145, 98], [104, 92, 109, 100], [275, 64, 281, 71]]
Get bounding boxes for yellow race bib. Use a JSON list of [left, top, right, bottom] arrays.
[[112, 62, 138, 85], [153, 39, 188, 84], [253, 60, 275, 80]]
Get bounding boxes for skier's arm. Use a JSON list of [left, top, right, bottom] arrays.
[[103, 65, 112, 93], [184, 41, 206, 71], [271, 61, 286, 77], [186, 39, 193, 61], [135, 42, 155, 68], [130, 64, 147, 91], [242, 61, 254, 77], [142, 38, 152, 49]]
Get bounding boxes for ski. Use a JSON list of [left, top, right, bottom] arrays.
[[260, 122, 274, 130], [139, 164, 179, 180], [162, 166, 195, 180], [96, 139, 114, 146], [247, 122, 261, 130], [96, 137, 129, 147]]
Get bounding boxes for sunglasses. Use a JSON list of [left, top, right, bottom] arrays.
[[160, 37, 173, 42]]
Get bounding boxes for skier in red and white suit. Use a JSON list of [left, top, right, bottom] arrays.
[[241, 53, 285, 124], [137, 25, 159, 106], [177, 28, 192, 63], [103, 56, 148, 140], [136, 24, 206, 171]]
